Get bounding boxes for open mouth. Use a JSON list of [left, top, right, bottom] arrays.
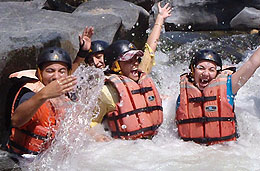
[[96, 63, 104, 68], [131, 68, 139, 77], [199, 78, 210, 88]]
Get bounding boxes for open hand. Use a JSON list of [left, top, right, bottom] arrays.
[[42, 75, 77, 99], [78, 26, 94, 51], [158, 2, 172, 20]]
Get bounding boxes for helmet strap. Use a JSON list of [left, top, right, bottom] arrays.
[[68, 69, 72, 75], [111, 61, 122, 74], [191, 65, 195, 77], [37, 67, 43, 83]]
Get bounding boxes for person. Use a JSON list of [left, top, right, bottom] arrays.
[[84, 40, 109, 68], [6, 47, 77, 155], [71, 26, 109, 71], [91, 2, 172, 140], [175, 47, 260, 145]]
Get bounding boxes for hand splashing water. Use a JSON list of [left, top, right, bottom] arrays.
[[23, 64, 105, 171]]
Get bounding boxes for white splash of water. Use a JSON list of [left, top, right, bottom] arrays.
[[21, 65, 105, 171], [20, 47, 260, 170]]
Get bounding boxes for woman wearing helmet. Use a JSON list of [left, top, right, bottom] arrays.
[[90, 2, 172, 140], [175, 47, 260, 145], [7, 47, 77, 155]]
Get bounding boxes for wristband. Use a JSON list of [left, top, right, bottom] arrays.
[[154, 23, 162, 27], [77, 40, 91, 58]]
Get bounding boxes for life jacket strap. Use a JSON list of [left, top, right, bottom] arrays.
[[8, 140, 39, 155], [107, 106, 163, 121], [111, 124, 161, 137], [131, 87, 153, 94], [20, 129, 48, 141], [188, 96, 216, 103], [181, 132, 238, 144], [176, 116, 236, 124]]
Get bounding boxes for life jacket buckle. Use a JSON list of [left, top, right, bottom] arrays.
[[200, 117, 207, 122]]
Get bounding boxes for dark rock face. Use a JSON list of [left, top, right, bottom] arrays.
[[124, 0, 158, 12], [73, 0, 150, 47], [0, 150, 21, 170], [154, 0, 260, 31], [231, 7, 260, 29]]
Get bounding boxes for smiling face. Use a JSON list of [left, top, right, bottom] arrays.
[[119, 55, 141, 81], [88, 53, 105, 68], [194, 60, 218, 90], [40, 62, 69, 85]]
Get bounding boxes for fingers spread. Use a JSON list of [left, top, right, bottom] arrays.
[[59, 76, 77, 93]]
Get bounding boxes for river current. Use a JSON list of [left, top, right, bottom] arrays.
[[16, 34, 260, 171]]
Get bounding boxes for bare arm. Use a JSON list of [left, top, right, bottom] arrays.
[[146, 2, 172, 52], [71, 26, 94, 73], [232, 47, 260, 94], [11, 75, 77, 127], [139, 2, 172, 74]]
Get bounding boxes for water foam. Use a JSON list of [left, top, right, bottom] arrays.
[[20, 46, 260, 170]]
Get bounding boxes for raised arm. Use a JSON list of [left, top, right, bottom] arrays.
[[232, 47, 260, 94], [71, 26, 94, 73], [11, 76, 77, 127], [139, 2, 172, 74], [146, 2, 172, 52]]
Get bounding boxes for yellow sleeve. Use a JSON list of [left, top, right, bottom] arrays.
[[138, 43, 155, 74], [90, 121, 99, 128], [91, 83, 119, 124]]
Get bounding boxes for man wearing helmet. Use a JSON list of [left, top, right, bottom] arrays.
[[71, 26, 109, 70], [175, 47, 260, 145], [90, 2, 172, 140], [6, 47, 77, 155], [84, 40, 109, 68]]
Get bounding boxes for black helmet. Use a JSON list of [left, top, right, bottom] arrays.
[[189, 49, 222, 71], [104, 40, 137, 67], [37, 47, 72, 70], [90, 40, 109, 54], [85, 40, 109, 63]]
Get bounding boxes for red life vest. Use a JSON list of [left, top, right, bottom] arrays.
[[106, 73, 163, 140], [8, 70, 60, 155], [176, 70, 238, 145]]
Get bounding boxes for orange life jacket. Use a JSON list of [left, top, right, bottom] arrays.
[[106, 73, 163, 140], [176, 70, 238, 145], [8, 70, 59, 155]]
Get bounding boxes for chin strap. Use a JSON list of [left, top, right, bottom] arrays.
[[37, 68, 43, 83], [111, 61, 122, 74]]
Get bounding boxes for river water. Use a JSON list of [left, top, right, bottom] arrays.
[[14, 33, 260, 171]]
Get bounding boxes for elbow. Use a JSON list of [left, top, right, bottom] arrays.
[[11, 118, 23, 128]]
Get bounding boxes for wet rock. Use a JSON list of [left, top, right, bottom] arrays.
[[163, 6, 218, 31], [248, 0, 260, 9], [231, 7, 260, 30], [43, 0, 77, 13], [154, 0, 260, 31], [125, 0, 158, 12], [0, 150, 21, 171], [73, 0, 150, 47]]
